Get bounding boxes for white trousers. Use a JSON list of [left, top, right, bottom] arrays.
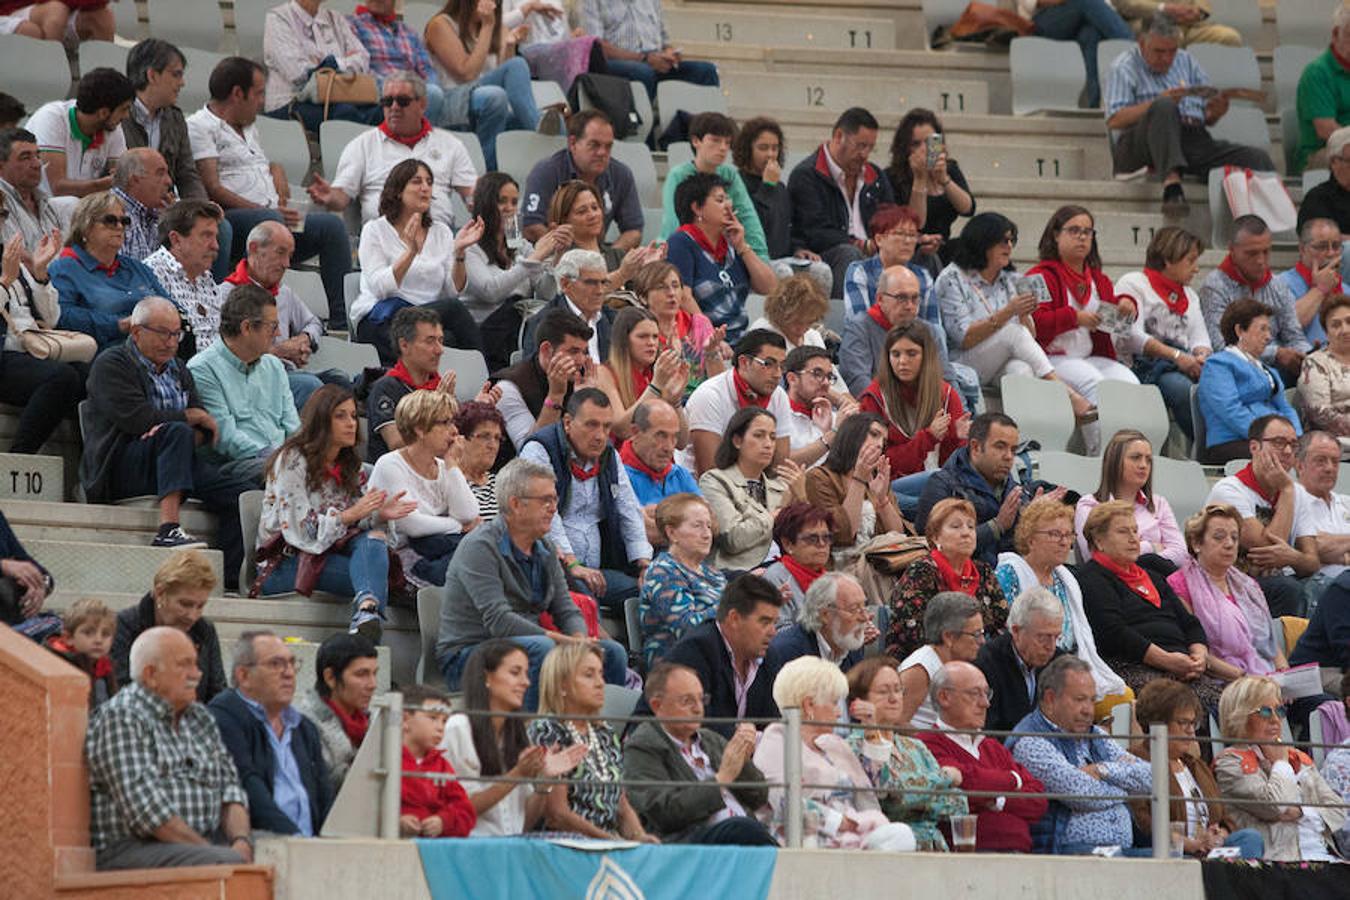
[[954, 320, 1055, 385], [1049, 355, 1138, 453]]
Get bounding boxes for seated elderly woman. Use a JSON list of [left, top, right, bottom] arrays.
[[1129, 679, 1264, 860], [1196, 298, 1302, 464], [368, 389, 480, 587], [1298, 292, 1350, 455], [1076, 500, 1224, 708], [887, 497, 1007, 661], [48, 190, 167, 353], [748, 273, 831, 353], [802, 415, 908, 562], [1167, 504, 1286, 679], [897, 591, 985, 729], [1075, 429, 1187, 571], [453, 401, 507, 522], [1214, 676, 1348, 861], [995, 497, 1130, 721], [753, 655, 917, 851], [699, 407, 805, 571], [760, 502, 836, 626], [638, 493, 727, 667], [845, 656, 969, 850], [527, 642, 657, 842]]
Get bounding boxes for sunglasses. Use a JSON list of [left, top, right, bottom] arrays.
[[100, 214, 132, 228], [1250, 705, 1287, 720], [380, 95, 416, 108]]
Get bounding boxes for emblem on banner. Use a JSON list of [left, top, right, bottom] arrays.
[[584, 856, 644, 900]]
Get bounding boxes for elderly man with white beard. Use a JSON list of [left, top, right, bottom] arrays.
[[768, 572, 876, 672]]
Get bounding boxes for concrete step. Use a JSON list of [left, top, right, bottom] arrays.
[[25, 538, 225, 596], [0, 453, 65, 502], [673, 0, 929, 50], [721, 69, 992, 118], [3, 497, 220, 543], [665, 6, 896, 50]]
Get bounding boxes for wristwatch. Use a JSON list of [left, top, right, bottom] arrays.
[[229, 833, 255, 851]]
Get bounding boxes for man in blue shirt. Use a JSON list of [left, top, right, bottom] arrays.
[[208, 631, 333, 837], [1104, 14, 1273, 216], [1278, 217, 1348, 346], [621, 398, 700, 545]]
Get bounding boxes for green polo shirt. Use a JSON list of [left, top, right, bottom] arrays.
[[1295, 48, 1350, 174]]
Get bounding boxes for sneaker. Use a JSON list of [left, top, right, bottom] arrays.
[[350, 599, 383, 643], [152, 524, 207, 549], [1161, 183, 1189, 218]]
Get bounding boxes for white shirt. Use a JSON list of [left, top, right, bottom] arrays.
[[503, 0, 569, 47], [462, 242, 550, 324], [28, 99, 126, 183], [1046, 278, 1099, 359], [1172, 763, 1208, 838], [683, 369, 794, 469], [1112, 271, 1210, 365], [354, 217, 460, 327], [1207, 474, 1316, 576], [899, 645, 943, 731], [821, 145, 866, 242], [132, 98, 162, 153], [565, 295, 603, 362], [439, 714, 529, 836], [496, 379, 540, 452], [368, 451, 479, 546], [331, 126, 478, 228], [186, 106, 278, 208], [1295, 482, 1350, 578]]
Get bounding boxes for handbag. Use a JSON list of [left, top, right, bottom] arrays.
[[300, 68, 378, 121], [1221, 165, 1296, 234], [0, 288, 97, 363]]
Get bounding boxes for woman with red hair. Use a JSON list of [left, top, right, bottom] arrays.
[[761, 502, 836, 625]]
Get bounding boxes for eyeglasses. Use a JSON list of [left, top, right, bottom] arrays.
[[801, 367, 838, 383], [792, 532, 832, 547], [1259, 437, 1298, 451], [953, 686, 994, 701], [1061, 226, 1096, 239], [1308, 240, 1344, 253], [1034, 529, 1073, 542], [956, 630, 987, 643], [879, 291, 920, 304], [830, 603, 869, 620], [1171, 717, 1198, 733], [883, 230, 920, 241], [380, 95, 416, 107], [520, 494, 559, 507], [139, 324, 184, 341], [1250, 705, 1287, 720], [574, 277, 608, 288], [99, 214, 132, 228], [251, 656, 301, 673], [663, 692, 710, 710], [747, 355, 783, 372], [469, 430, 502, 444], [249, 318, 281, 334]]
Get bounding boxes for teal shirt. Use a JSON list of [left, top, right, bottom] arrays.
[[659, 161, 769, 260], [1295, 49, 1350, 175], [186, 340, 299, 463]]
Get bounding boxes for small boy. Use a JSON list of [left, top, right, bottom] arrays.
[[45, 598, 118, 710], [400, 684, 476, 838]]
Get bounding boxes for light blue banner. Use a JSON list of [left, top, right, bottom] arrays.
[[416, 836, 777, 900]]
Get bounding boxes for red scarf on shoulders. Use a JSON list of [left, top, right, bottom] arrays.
[[1218, 254, 1272, 291], [732, 368, 769, 409], [570, 457, 600, 481], [379, 117, 433, 149], [355, 3, 396, 24], [1294, 261, 1341, 293], [1091, 550, 1160, 607], [61, 246, 119, 276], [779, 553, 825, 592], [931, 549, 979, 595], [1037, 259, 1095, 306], [386, 359, 440, 391], [1233, 463, 1279, 506], [223, 259, 278, 296], [324, 697, 370, 747], [1143, 268, 1188, 316], [677, 223, 728, 264], [619, 439, 670, 481], [867, 304, 893, 331]]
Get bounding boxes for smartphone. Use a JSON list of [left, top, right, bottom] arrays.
[[926, 133, 945, 170]]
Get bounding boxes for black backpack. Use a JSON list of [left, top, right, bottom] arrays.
[[568, 73, 641, 140]]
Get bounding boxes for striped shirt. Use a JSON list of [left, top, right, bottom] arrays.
[[468, 473, 498, 522], [580, 0, 668, 52], [1104, 45, 1208, 128], [112, 188, 160, 262]]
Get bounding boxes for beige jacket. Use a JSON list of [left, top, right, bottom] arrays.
[[698, 466, 796, 571], [1213, 746, 1348, 861]]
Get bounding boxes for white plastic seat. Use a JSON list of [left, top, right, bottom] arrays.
[[641, 207, 663, 244], [609, 140, 659, 208], [343, 271, 361, 327], [238, 489, 264, 589], [654, 81, 727, 133], [254, 114, 313, 184], [178, 48, 228, 117], [0, 34, 73, 110], [744, 293, 767, 327], [1096, 381, 1171, 456], [318, 119, 369, 180], [999, 374, 1076, 453], [921, 0, 967, 46], [1096, 38, 1135, 94], [438, 348, 489, 403], [495, 130, 566, 188], [147, 0, 225, 52], [1187, 383, 1207, 461], [416, 585, 444, 683], [283, 269, 330, 322], [530, 79, 567, 112], [1009, 36, 1087, 115], [306, 335, 380, 377], [666, 141, 694, 171], [114, 0, 145, 41], [1275, 44, 1321, 172], [232, 0, 271, 59], [1276, 0, 1335, 50], [401, 2, 438, 37], [79, 40, 130, 79], [1222, 458, 1249, 477], [1035, 450, 1102, 497], [602, 684, 641, 722], [1223, 0, 1262, 46], [450, 128, 486, 176], [1304, 168, 1331, 193], [1186, 43, 1261, 93], [1152, 456, 1210, 528]]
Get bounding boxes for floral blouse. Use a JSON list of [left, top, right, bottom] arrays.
[[1299, 348, 1350, 453], [527, 718, 624, 833], [257, 448, 388, 554], [638, 551, 727, 667], [885, 554, 1008, 661], [1324, 746, 1350, 805], [847, 732, 967, 851]]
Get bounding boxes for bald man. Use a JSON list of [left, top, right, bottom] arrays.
[[85, 627, 254, 870], [111, 147, 173, 260]]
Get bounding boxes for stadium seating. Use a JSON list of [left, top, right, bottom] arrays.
[[284, 269, 330, 322], [1095, 381, 1171, 454], [146, 0, 225, 53], [438, 348, 489, 403], [1009, 37, 1088, 116], [998, 375, 1077, 453], [1276, 0, 1334, 50], [78, 40, 130, 79], [0, 34, 73, 109]]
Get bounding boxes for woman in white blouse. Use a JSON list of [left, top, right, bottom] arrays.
[[1113, 227, 1212, 442], [255, 385, 416, 641], [369, 390, 480, 587], [262, 0, 382, 131], [354, 159, 485, 364]]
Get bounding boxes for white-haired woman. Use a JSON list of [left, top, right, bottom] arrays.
[[897, 592, 984, 729], [1213, 676, 1348, 861], [752, 656, 918, 851]]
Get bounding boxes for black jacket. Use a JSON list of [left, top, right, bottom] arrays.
[[112, 592, 227, 703], [208, 688, 334, 836], [81, 343, 207, 503], [1074, 560, 1207, 663], [518, 292, 615, 362], [974, 631, 1064, 733], [767, 623, 864, 672], [787, 145, 894, 255]]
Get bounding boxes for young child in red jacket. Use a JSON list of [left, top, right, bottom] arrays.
[[400, 684, 477, 838], [45, 597, 118, 711]]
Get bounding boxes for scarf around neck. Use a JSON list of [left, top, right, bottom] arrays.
[[1233, 463, 1279, 506], [678, 223, 728, 264], [779, 552, 825, 592], [223, 258, 277, 296], [355, 3, 396, 24], [379, 117, 433, 149], [618, 438, 670, 481], [867, 304, 893, 330], [1091, 551, 1160, 607], [732, 368, 770, 409], [324, 696, 370, 747], [1174, 557, 1272, 674], [931, 548, 979, 595], [1038, 259, 1095, 307], [387, 359, 440, 391], [1143, 268, 1189, 316], [1218, 254, 1272, 291]]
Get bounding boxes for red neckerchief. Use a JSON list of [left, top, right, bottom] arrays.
[[387, 359, 440, 391], [223, 258, 278, 296], [931, 549, 979, 595], [1038, 259, 1094, 307], [732, 368, 769, 409], [379, 117, 433, 149], [1234, 463, 1279, 506], [355, 3, 396, 24], [867, 304, 893, 331], [1219, 253, 1272, 291], [779, 553, 825, 592], [1294, 261, 1339, 292], [619, 439, 670, 481], [1334, 43, 1350, 73], [324, 463, 343, 483], [47, 635, 114, 676], [61, 245, 119, 276], [1091, 551, 1160, 607], [631, 363, 652, 399], [677, 223, 728, 264], [674, 309, 693, 340], [788, 394, 814, 417], [570, 458, 600, 481], [324, 697, 370, 747], [1143, 268, 1188, 316]]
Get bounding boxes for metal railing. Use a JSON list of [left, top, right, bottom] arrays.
[[365, 696, 1350, 861]]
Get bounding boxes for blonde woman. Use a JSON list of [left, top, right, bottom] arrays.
[[595, 306, 691, 442], [749, 274, 830, 353]]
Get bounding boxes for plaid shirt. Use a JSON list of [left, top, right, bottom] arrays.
[[129, 335, 190, 412], [85, 682, 247, 852], [580, 0, 668, 52], [346, 9, 438, 81], [111, 188, 161, 262]]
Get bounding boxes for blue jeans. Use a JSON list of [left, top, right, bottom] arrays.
[[1224, 828, 1264, 859], [211, 216, 234, 282], [603, 57, 720, 100], [891, 471, 936, 522], [439, 634, 628, 712], [261, 532, 390, 626], [573, 567, 641, 618], [1032, 0, 1131, 107], [287, 370, 324, 412], [265, 101, 382, 134], [442, 57, 539, 170], [224, 208, 352, 328]]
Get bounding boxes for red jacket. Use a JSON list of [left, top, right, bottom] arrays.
[[401, 747, 477, 837], [917, 730, 1048, 852], [1026, 261, 1121, 361], [858, 380, 966, 477]]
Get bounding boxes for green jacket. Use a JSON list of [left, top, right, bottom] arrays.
[[659, 161, 769, 260]]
